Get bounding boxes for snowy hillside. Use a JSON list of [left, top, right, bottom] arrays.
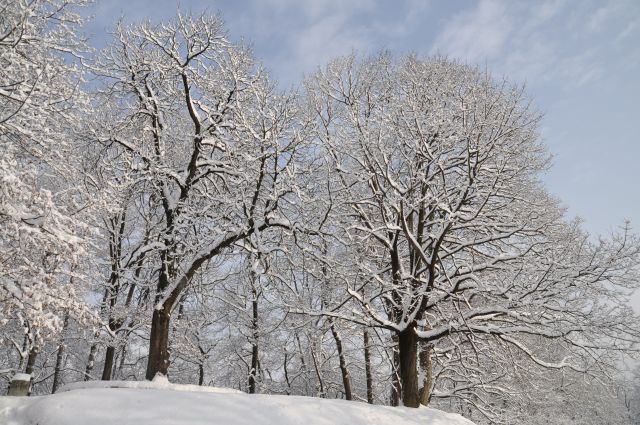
[[0, 379, 475, 425]]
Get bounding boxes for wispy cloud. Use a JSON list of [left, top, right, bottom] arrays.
[[429, 0, 638, 91], [430, 0, 514, 63], [234, 0, 428, 86]]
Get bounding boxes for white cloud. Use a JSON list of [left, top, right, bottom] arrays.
[[290, 14, 367, 75], [430, 0, 513, 63]]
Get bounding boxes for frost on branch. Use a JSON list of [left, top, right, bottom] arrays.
[[301, 53, 640, 411], [0, 0, 93, 379]]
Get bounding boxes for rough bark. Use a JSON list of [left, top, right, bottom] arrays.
[[390, 333, 401, 406], [145, 306, 171, 380], [17, 333, 28, 371], [116, 343, 128, 379], [85, 289, 109, 381], [52, 314, 70, 393], [101, 345, 116, 380], [398, 326, 420, 408], [330, 320, 352, 400], [145, 246, 174, 380], [84, 343, 98, 381], [25, 345, 38, 375], [283, 351, 291, 395], [198, 362, 205, 386], [101, 213, 126, 381], [310, 343, 325, 397], [419, 344, 433, 406], [248, 288, 259, 394], [363, 328, 374, 404]]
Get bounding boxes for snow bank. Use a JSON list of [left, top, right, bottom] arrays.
[[0, 380, 475, 425], [59, 376, 244, 394], [10, 374, 31, 382]]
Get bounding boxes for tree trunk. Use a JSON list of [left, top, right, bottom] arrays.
[[101, 345, 116, 380], [145, 306, 171, 380], [101, 211, 125, 382], [198, 362, 205, 386], [25, 345, 38, 375], [310, 343, 325, 397], [85, 288, 109, 381], [17, 332, 29, 371], [249, 287, 259, 394], [295, 332, 311, 395], [390, 333, 400, 406], [330, 320, 352, 400], [116, 343, 128, 380], [419, 344, 433, 406], [52, 342, 66, 393], [84, 343, 98, 381], [283, 351, 291, 395], [52, 314, 70, 393], [363, 328, 374, 404], [398, 327, 420, 408]]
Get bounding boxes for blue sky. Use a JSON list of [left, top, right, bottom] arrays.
[[83, 0, 640, 301], [84, 0, 639, 236]]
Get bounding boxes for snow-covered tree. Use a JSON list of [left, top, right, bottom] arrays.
[[88, 12, 309, 380], [0, 0, 94, 386], [1, 7, 638, 421], [303, 53, 640, 408]]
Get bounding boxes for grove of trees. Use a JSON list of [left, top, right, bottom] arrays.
[[1, 2, 639, 424]]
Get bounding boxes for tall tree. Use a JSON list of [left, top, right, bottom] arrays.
[[90, 13, 307, 379], [304, 54, 640, 407], [0, 0, 94, 384]]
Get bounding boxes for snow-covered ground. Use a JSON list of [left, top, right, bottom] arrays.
[[0, 378, 475, 425]]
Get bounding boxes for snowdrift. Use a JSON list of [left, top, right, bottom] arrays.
[[0, 379, 476, 425]]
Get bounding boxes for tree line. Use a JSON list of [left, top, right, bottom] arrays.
[[1, 1, 639, 423]]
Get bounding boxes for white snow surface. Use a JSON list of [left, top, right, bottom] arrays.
[[10, 374, 31, 382], [0, 380, 476, 425], [59, 377, 244, 394]]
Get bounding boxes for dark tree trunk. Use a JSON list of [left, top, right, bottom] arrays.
[[249, 286, 259, 394], [145, 306, 171, 380], [25, 345, 38, 375], [248, 342, 258, 393], [102, 317, 125, 381], [145, 247, 175, 381], [17, 333, 29, 371], [310, 344, 325, 397], [198, 362, 205, 386], [283, 351, 291, 395], [84, 343, 98, 381], [330, 320, 352, 400], [52, 342, 66, 393], [101, 345, 116, 380], [419, 344, 433, 406], [116, 342, 128, 379], [398, 326, 420, 408], [390, 333, 400, 406], [24, 344, 38, 395], [101, 212, 126, 381], [85, 288, 110, 381], [363, 328, 374, 404], [52, 315, 70, 393]]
